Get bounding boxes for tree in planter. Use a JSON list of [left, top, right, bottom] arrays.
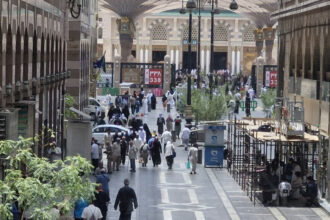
[[0, 136, 95, 220], [180, 89, 228, 124], [64, 94, 78, 119], [260, 88, 276, 118]]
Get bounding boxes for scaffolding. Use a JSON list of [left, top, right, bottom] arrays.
[[227, 117, 323, 206]]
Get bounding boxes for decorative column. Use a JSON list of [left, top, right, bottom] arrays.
[[144, 48, 149, 63], [170, 48, 174, 64], [139, 47, 144, 63], [117, 17, 135, 62], [254, 28, 264, 57], [206, 47, 210, 74], [263, 27, 276, 65], [231, 48, 236, 75], [113, 55, 121, 88], [164, 55, 171, 92], [236, 48, 240, 74], [201, 48, 205, 71], [175, 48, 179, 70]]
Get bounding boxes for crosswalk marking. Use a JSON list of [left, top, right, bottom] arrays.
[[268, 207, 286, 220]]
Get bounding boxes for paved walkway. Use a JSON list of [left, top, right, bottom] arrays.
[[99, 98, 328, 220]]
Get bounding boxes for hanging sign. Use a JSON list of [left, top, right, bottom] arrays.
[[145, 69, 162, 85]]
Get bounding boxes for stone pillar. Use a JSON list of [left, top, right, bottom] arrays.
[[163, 55, 171, 92], [201, 48, 205, 71], [263, 27, 276, 65], [175, 48, 179, 70], [119, 34, 133, 62], [236, 48, 241, 74], [113, 55, 121, 88], [256, 56, 265, 96], [170, 49, 174, 64], [206, 47, 210, 74], [231, 48, 236, 75], [144, 48, 149, 63], [254, 28, 264, 57], [139, 47, 144, 63]]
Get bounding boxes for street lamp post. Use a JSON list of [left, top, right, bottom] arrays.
[[197, 0, 201, 89], [185, 0, 196, 125], [210, 0, 220, 93]]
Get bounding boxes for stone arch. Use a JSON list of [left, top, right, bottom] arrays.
[[151, 24, 168, 40], [178, 20, 201, 38], [210, 20, 233, 40], [147, 19, 172, 38], [239, 21, 256, 41], [182, 25, 198, 41]]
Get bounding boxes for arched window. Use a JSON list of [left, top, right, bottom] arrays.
[[151, 24, 168, 41], [46, 34, 50, 75], [32, 30, 37, 78], [312, 36, 320, 80], [182, 26, 198, 42], [214, 24, 228, 41], [98, 28, 103, 39], [40, 33, 45, 77], [6, 24, 13, 85], [243, 24, 256, 42], [23, 28, 28, 82], [15, 28, 21, 83]]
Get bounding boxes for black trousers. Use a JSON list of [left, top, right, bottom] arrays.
[[119, 212, 132, 220]]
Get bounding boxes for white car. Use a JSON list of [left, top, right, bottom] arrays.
[[92, 124, 129, 145], [84, 97, 106, 118]]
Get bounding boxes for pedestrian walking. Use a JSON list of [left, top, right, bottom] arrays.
[[245, 92, 251, 117], [162, 94, 167, 111], [166, 114, 173, 131], [161, 129, 172, 152], [181, 126, 191, 151], [74, 198, 88, 220], [129, 96, 136, 114], [151, 93, 157, 110], [81, 200, 103, 220], [157, 114, 165, 135], [143, 123, 152, 142], [164, 141, 175, 170], [114, 179, 138, 220], [94, 184, 110, 220], [188, 144, 198, 174], [91, 139, 100, 171], [142, 97, 148, 115], [140, 143, 149, 167], [104, 130, 113, 173], [120, 136, 128, 165], [112, 138, 122, 171], [128, 141, 138, 172], [138, 127, 146, 142], [96, 168, 110, 196], [150, 137, 162, 167], [174, 116, 182, 139]]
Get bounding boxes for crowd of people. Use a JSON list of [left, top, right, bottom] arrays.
[[78, 89, 201, 220]]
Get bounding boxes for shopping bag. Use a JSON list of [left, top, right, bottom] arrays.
[[186, 160, 191, 169]]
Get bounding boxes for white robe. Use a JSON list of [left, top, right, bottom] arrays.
[[143, 98, 148, 114]]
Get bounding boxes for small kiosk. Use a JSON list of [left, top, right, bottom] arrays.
[[204, 124, 226, 167]]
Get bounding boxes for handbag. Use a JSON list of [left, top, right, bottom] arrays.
[[186, 160, 191, 169]]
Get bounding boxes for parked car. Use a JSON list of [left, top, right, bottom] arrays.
[[92, 124, 129, 145], [84, 97, 106, 118]]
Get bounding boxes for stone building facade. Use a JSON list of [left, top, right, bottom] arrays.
[[0, 0, 71, 156], [66, 0, 98, 110], [272, 0, 329, 134], [98, 9, 278, 76]]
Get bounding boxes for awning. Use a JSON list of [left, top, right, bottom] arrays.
[[69, 107, 92, 120]]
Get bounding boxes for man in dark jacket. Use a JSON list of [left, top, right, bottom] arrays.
[[114, 179, 138, 220], [94, 184, 110, 220], [303, 176, 318, 206]]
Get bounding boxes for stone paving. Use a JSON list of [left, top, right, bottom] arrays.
[[96, 97, 328, 220]]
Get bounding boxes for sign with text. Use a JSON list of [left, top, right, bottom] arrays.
[[264, 66, 277, 88], [145, 69, 162, 85]]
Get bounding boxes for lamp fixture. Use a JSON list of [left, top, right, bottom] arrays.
[[229, 0, 238, 10], [186, 0, 196, 10], [15, 81, 21, 91], [180, 0, 186, 14], [6, 84, 12, 95], [67, 0, 81, 19], [23, 81, 29, 90]]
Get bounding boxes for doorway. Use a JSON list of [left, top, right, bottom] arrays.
[[213, 52, 227, 70], [182, 51, 197, 70], [152, 51, 166, 63]]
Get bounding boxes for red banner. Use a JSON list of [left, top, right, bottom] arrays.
[[148, 69, 162, 85], [269, 71, 277, 88]]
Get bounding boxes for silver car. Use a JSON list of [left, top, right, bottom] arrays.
[[92, 124, 129, 145]]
